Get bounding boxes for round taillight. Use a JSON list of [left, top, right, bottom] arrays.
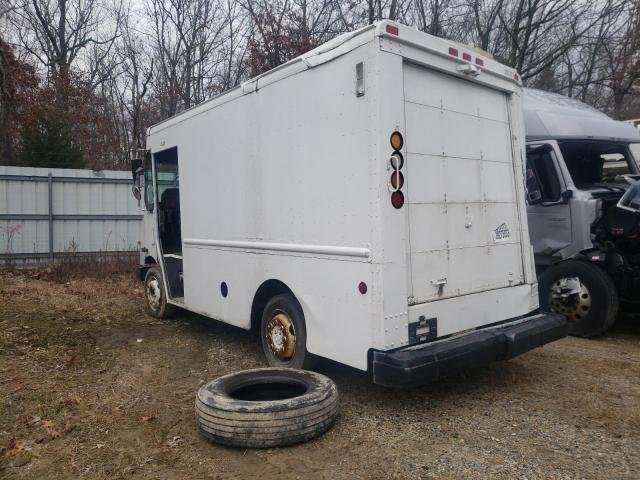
[[390, 171, 404, 190], [390, 131, 403, 150], [358, 282, 367, 294], [391, 190, 404, 209], [389, 151, 404, 170]]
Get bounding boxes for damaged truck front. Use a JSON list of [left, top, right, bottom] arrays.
[[524, 88, 640, 336]]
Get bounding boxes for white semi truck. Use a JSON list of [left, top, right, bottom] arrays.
[[131, 22, 565, 387], [524, 89, 640, 337]]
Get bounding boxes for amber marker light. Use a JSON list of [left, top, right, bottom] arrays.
[[390, 131, 403, 151]]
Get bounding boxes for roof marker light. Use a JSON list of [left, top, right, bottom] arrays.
[[475, 57, 484, 66], [448, 47, 459, 57], [386, 24, 399, 36], [463, 52, 471, 61]]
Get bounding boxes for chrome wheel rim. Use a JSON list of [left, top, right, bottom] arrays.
[[146, 276, 162, 310], [549, 277, 591, 321], [265, 311, 296, 361]]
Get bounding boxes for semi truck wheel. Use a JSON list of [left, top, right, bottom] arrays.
[[143, 266, 176, 318], [539, 260, 618, 337], [260, 294, 316, 369], [195, 368, 338, 448]]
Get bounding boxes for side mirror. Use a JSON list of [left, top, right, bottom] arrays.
[[132, 185, 142, 201], [131, 159, 142, 181], [561, 190, 573, 203]]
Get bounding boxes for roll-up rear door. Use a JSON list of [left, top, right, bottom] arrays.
[[403, 62, 524, 304]]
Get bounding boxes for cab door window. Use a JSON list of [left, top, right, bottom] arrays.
[[526, 146, 562, 203], [144, 155, 154, 212]]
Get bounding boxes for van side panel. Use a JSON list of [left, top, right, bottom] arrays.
[[149, 43, 381, 370]]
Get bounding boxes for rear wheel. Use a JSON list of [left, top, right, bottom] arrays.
[[260, 294, 316, 369], [539, 260, 618, 337], [144, 266, 176, 318]]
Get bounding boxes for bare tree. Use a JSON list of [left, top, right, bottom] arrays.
[[148, 0, 226, 116], [602, 1, 640, 118], [465, 0, 505, 51], [215, 0, 249, 92], [11, 0, 122, 84]]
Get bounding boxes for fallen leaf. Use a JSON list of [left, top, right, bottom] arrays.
[[4, 438, 30, 458], [42, 420, 55, 430], [140, 415, 156, 423], [28, 416, 42, 426], [62, 395, 81, 407]]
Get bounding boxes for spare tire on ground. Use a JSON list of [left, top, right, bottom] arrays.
[[195, 368, 339, 448]]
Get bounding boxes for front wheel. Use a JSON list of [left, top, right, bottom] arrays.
[[144, 266, 176, 319], [539, 260, 618, 337], [260, 294, 316, 369]]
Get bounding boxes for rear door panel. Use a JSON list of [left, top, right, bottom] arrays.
[[403, 62, 524, 303]]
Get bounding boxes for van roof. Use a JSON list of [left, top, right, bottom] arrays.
[[149, 21, 519, 135], [523, 88, 640, 143]]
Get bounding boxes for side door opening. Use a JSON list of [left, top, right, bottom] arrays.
[[153, 147, 184, 301]]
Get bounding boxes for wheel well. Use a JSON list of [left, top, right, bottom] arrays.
[[144, 256, 156, 265], [251, 279, 292, 332]]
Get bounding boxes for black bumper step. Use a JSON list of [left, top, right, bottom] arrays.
[[371, 313, 567, 388]]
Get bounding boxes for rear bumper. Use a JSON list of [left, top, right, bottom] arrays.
[[370, 312, 567, 388]]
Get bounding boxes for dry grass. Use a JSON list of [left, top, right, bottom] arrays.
[[1, 270, 640, 479], [46, 251, 138, 283]]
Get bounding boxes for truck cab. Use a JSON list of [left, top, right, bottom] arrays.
[[524, 88, 640, 336]]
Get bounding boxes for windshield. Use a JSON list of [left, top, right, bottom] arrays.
[[558, 141, 638, 188]]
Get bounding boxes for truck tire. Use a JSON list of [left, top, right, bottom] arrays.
[[539, 260, 618, 337], [260, 293, 316, 369], [195, 368, 339, 448], [143, 266, 176, 318]]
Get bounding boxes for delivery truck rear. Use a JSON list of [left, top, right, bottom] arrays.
[[132, 22, 566, 387]]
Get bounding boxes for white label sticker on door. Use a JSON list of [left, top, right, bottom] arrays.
[[492, 222, 511, 243]]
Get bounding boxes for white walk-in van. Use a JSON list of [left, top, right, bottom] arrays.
[[131, 21, 566, 387]]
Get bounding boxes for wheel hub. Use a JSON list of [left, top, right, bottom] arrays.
[[549, 277, 591, 322], [265, 312, 296, 360], [146, 277, 161, 310]]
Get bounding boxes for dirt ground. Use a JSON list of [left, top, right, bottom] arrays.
[[1, 270, 639, 480]]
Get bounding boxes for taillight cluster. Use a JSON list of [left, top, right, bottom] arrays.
[[389, 131, 404, 209]]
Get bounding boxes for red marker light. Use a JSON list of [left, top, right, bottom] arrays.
[[463, 52, 471, 61], [475, 57, 484, 66], [386, 24, 399, 36], [448, 47, 459, 57], [358, 282, 368, 295], [391, 190, 405, 209]]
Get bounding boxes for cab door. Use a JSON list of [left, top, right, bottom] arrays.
[[525, 141, 572, 261]]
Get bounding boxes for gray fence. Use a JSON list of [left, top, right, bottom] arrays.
[[0, 166, 143, 264]]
